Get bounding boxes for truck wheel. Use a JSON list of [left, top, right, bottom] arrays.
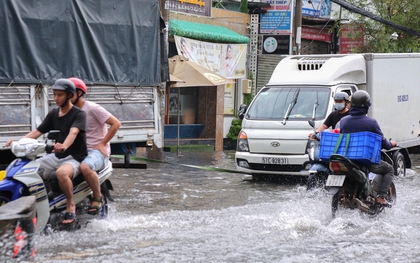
[[393, 152, 406, 177]]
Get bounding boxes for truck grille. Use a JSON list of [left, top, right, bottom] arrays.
[[248, 163, 304, 172]]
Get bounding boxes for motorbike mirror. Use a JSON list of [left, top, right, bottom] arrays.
[[238, 104, 247, 120], [47, 130, 60, 140], [308, 120, 315, 128]]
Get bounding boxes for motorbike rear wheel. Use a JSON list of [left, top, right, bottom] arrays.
[[331, 182, 397, 218], [331, 188, 348, 218], [386, 182, 397, 205], [97, 194, 108, 219]]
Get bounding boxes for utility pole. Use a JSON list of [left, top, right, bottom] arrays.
[[293, 0, 302, 55]]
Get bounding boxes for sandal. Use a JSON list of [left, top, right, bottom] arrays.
[[88, 197, 103, 215], [62, 212, 77, 225]]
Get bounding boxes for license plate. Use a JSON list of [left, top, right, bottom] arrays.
[[326, 175, 346, 187], [262, 157, 288, 165]]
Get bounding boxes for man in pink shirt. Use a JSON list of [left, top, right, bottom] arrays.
[[69, 77, 121, 215]]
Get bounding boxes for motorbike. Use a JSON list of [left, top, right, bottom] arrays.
[[306, 120, 334, 190], [0, 130, 114, 256], [326, 153, 396, 218]]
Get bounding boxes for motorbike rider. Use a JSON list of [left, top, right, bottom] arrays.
[[309, 91, 350, 139], [69, 77, 121, 214], [6, 78, 88, 225], [339, 90, 397, 205]]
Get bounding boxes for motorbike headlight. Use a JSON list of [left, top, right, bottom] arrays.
[[307, 142, 316, 161], [306, 140, 320, 162], [11, 142, 27, 157], [10, 138, 43, 158]]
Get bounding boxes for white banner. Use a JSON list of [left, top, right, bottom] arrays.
[[175, 36, 247, 79]]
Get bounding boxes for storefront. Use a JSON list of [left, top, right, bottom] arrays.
[[166, 55, 234, 151], [165, 18, 249, 151]]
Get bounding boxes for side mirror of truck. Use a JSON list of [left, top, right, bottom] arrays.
[[238, 104, 247, 120], [308, 120, 315, 129]]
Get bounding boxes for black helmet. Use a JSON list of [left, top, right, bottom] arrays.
[[334, 91, 349, 101], [351, 90, 371, 108], [52, 78, 75, 98]]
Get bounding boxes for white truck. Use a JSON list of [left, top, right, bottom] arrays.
[[235, 53, 417, 179]]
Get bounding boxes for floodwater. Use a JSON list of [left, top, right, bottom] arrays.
[[17, 152, 420, 262]]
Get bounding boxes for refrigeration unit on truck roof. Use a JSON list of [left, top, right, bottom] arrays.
[[268, 55, 366, 86]]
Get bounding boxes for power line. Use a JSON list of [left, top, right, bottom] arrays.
[[331, 0, 420, 37]]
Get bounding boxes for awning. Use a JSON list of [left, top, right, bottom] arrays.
[[169, 19, 249, 44], [169, 55, 234, 87], [169, 74, 185, 83]]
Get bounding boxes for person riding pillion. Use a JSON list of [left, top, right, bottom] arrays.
[[69, 77, 121, 215]]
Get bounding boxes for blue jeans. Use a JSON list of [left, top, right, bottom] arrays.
[[82, 150, 109, 171]]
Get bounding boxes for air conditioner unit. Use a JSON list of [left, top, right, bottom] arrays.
[[241, 79, 252, 94]]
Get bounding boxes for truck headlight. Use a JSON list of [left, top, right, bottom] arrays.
[[236, 131, 249, 152], [307, 141, 316, 161]]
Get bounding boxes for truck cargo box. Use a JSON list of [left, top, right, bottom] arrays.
[[0, 0, 168, 159]]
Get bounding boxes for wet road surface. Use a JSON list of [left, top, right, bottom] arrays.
[[17, 151, 420, 262]]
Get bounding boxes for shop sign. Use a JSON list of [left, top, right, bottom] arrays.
[[165, 0, 211, 17], [339, 24, 364, 54], [261, 0, 293, 34], [174, 36, 247, 79], [301, 26, 331, 42], [224, 83, 235, 115], [302, 0, 331, 18], [262, 35, 291, 54]]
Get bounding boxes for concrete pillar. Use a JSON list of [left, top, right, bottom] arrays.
[[215, 85, 225, 151]]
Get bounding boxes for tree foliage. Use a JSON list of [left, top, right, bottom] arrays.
[[341, 0, 420, 52]]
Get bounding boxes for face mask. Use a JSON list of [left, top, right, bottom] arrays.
[[334, 103, 345, 111]]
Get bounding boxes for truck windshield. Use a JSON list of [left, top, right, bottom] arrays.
[[246, 87, 330, 120]]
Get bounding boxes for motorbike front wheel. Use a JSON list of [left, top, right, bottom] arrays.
[[306, 172, 328, 191], [332, 182, 397, 218], [0, 191, 36, 259], [0, 191, 12, 206]]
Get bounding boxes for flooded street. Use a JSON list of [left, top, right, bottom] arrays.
[[32, 151, 420, 262]]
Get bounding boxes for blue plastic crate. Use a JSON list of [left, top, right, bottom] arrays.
[[164, 124, 204, 139], [319, 131, 382, 165]]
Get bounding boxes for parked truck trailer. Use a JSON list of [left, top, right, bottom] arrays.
[[0, 0, 168, 165], [235, 53, 417, 179]]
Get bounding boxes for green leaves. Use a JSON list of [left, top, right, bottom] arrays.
[[341, 0, 420, 52]]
